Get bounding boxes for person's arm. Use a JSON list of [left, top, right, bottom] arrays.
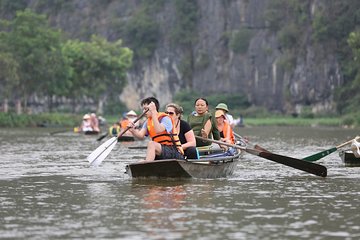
[[211, 116, 221, 140], [127, 121, 147, 139], [201, 119, 212, 138], [148, 102, 166, 134], [183, 129, 196, 150], [152, 115, 167, 134]]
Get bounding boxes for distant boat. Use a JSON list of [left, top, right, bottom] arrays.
[[117, 135, 135, 142], [339, 150, 360, 166], [74, 127, 100, 135], [84, 130, 100, 135], [233, 115, 245, 127]]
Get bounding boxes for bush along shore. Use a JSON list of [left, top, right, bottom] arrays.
[[0, 112, 358, 128], [0, 112, 80, 128]]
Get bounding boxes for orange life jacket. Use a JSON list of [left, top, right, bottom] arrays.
[[120, 119, 130, 129], [222, 121, 235, 144], [147, 112, 184, 155]]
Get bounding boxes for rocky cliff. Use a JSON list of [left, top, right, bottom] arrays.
[[24, 0, 343, 113]]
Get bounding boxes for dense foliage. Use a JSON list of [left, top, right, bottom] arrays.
[[0, 9, 132, 114], [0, 1, 359, 127]]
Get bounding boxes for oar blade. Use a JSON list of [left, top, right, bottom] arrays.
[[50, 129, 69, 135], [86, 109, 148, 167], [96, 132, 108, 142], [253, 145, 327, 177], [255, 150, 327, 177], [87, 137, 117, 166], [195, 136, 327, 177], [302, 147, 337, 162]]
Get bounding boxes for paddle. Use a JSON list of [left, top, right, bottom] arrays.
[[253, 144, 270, 152], [96, 132, 108, 141], [195, 136, 327, 177], [233, 132, 249, 146], [49, 129, 70, 135], [87, 109, 147, 166], [301, 137, 360, 161], [128, 146, 147, 150]]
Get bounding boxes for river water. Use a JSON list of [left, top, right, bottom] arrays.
[[0, 127, 359, 239]]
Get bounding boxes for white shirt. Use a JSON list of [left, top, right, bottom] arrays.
[[225, 113, 234, 125]]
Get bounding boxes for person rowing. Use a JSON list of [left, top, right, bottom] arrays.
[[126, 97, 184, 162]]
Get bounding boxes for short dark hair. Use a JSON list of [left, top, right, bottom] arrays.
[[141, 97, 160, 111], [194, 97, 208, 106]]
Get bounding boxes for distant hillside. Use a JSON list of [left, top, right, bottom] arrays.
[[1, 0, 359, 116]]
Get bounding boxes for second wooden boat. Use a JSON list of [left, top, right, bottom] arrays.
[[339, 150, 360, 166], [117, 135, 135, 142]]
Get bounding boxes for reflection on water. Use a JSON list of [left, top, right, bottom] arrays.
[[0, 127, 359, 239]]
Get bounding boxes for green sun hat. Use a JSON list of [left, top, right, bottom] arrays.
[[215, 103, 229, 112]]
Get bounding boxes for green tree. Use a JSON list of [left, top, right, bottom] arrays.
[[0, 52, 19, 112], [1, 9, 67, 112], [336, 31, 360, 114], [62, 35, 133, 113]]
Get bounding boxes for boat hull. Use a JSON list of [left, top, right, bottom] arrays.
[[339, 150, 360, 166], [125, 150, 241, 179]]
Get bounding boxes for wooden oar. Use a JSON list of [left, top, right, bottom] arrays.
[[254, 144, 270, 153], [233, 132, 244, 140], [128, 146, 147, 150], [87, 109, 148, 166], [49, 129, 70, 135], [301, 136, 360, 161], [96, 132, 108, 141], [195, 136, 327, 177], [254, 137, 359, 162], [233, 132, 248, 144]]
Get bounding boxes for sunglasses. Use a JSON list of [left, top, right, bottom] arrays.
[[165, 111, 175, 115]]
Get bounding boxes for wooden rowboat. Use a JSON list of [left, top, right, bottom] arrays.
[[84, 130, 100, 135], [339, 150, 360, 166], [125, 148, 242, 179], [117, 135, 135, 142]]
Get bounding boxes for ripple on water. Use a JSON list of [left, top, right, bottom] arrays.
[[1, 127, 360, 239]]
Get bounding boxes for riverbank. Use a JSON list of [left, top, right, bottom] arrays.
[[105, 115, 353, 128], [0, 112, 357, 128], [244, 117, 342, 127], [0, 112, 79, 128]]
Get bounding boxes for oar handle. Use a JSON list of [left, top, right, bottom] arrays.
[[336, 136, 360, 148], [233, 132, 242, 139], [117, 109, 149, 139]]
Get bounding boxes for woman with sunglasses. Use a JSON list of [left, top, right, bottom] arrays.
[[165, 103, 198, 159]]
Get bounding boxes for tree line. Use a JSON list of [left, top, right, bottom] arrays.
[[0, 9, 133, 114]]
